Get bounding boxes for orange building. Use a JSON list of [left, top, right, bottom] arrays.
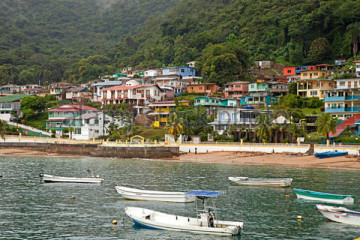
[[186, 83, 219, 94]]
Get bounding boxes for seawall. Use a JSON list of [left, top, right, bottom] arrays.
[[0, 142, 179, 159]]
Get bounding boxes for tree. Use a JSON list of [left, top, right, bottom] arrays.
[[308, 38, 332, 64], [347, 22, 360, 57], [68, 127, 74, 139], [168, 114, 183, 141], [0, 120, 7, 139], [316, 113, 338, 140], [255, 114, 272, 143]]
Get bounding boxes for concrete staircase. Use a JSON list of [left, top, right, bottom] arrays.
[[329, 114, 360, 138], [5, 121, 52, 137]]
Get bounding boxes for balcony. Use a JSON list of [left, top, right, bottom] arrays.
[[346, 95, 360, 100], [324, 96, 345, 101], [325, 107, 360, 113]]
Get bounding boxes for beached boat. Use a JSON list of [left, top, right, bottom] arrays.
[[115, 186, 195, 203], [39, 171, 103, 184], [228, 177, 292, 187], [314, 150, 348, 159], [124, 191, 243, 236], [293, 188, 355, 204], [315, 204, 360, 225]]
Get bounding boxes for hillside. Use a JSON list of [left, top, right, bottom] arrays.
[[114, 0, 360, 69], [0, 0, 179, 84], [1, 0, 360, 86]]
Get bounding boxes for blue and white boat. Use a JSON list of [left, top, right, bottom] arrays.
[[124, 191, 243, 236], [294, 188, 355, 205], [315, 204, 360, 225], [314, 150, 348, 159]]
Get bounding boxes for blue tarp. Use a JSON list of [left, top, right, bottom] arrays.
[[185, 191, 223, 197]]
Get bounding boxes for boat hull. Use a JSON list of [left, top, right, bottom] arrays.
[[228, 177, 292, 187], [115, 186, 195, 203], [125, 207, 243, 236], [316, 204, 360, 225], [314, 151, 348, 159], [294, 188, 354, 205], [41, 174, 103, 184]]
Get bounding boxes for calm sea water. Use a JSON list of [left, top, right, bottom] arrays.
[[1, 156, 360, 240]]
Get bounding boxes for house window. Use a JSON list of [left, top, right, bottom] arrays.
[[85, 119, 89, 124], [205, 99, 209, 102], [310, 90, 318, 95], [181, 69, 185, 72], [314, 73, 318, 76], [95, 120, 99, 125], [339, 81, 345, 86], [124, 91, 128, 98], [287, 70, 291, 73], [329, 83, 333, 87], [133, 90, 136, 95], [338, 92, 344, 97], [75, 128, 81, 134], [303, 73, 308, 77], [199, 87, 203, 90]]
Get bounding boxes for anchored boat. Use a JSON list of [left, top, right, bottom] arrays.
[[228, 177, 292, 187], [124, 191, 243, 236], [115, 186, 195, 203], [315, 204, 360, 225], [293, 188, 355, 204], [39, 170, 103, 184]]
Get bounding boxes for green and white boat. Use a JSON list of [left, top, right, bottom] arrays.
[[293, 188, 355, 205]]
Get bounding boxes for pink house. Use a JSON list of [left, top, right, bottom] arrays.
[[224, 81, 249, 99]]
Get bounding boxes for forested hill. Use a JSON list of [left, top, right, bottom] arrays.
[[1, 0, 360, 85], [114, 0, 360, 71], [0, 0, 179, 84]]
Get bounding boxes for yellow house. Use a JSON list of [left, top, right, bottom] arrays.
[[296, 70, 334, 99], [149, 101, 176, 127], [297, 79, 335, 99]]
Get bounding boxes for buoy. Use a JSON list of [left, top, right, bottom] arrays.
[[297, 216, 302, 221], [112, 220, 117, 225], [286, 194, 290, 199], [28, 180, 32, 183], [71, 196, 76, 199]]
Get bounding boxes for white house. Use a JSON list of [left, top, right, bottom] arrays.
[[144, 69, 159, 77], [91, 80, 124, 103]]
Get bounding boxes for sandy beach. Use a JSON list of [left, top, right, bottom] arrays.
[[1, 148, 360, 170]]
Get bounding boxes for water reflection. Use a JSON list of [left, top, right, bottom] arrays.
[[1, 156, 360, 239]]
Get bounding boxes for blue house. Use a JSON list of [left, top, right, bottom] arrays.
[[162, 67, 196, 77]]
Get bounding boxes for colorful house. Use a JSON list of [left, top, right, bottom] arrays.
[[239, 95, 277, 107], [65, 86, 92, 102], [186, 83, 219, 95], [45, 104, 120, 140], [162, 67, 196, 77], [149, 101, 175, 128], [0, 94, 30, 121], [224, 81, 249, 99], [324, 78, 360, 120], [49, 82, 73, 100]]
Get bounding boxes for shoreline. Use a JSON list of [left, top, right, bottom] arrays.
[[1, 148, 360, 170]]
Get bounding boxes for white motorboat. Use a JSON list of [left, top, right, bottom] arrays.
[[39, 170, 103, 184], [124, 191, 243, 236], [315, 204, 360, 225], [115, 186, 195, 203], [228, 177, 293, 187]]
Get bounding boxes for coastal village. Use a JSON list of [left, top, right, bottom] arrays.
[[1, 59, 360, 145]]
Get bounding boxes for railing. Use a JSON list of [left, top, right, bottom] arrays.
[[325, 96, 345, 101], [346, 95, 360, 100]]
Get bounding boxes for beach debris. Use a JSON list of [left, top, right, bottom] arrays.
[[297, 216, 302, 221], [112, 220, 117, 225], [71, 196, 76, 199]]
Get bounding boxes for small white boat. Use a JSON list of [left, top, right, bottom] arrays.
[[39, 171, 103, 184], [125, 191, 243, 236], [115, 186, 195, 203], [294, 188, 355, 205], [228, 177, 293, 187], [316, 204, 360, 225]]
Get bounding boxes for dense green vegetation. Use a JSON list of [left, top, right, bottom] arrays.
[[0, 0, 179, 84], [1, 0, 360, 86]]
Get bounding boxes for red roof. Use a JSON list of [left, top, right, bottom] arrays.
[[48, 104, 99, 112], [103, 84, 158, 91], [353, 60, 360, 63]]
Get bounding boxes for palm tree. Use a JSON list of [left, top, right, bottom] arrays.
[[347, 22, 360, 57], [286, 123, 305, 142], [255, 114, 272, 143], [168, 114, 183, 141], [0, 120, 7, 139], [271, 124, 279, 143], [316, 113, 338, 140]]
